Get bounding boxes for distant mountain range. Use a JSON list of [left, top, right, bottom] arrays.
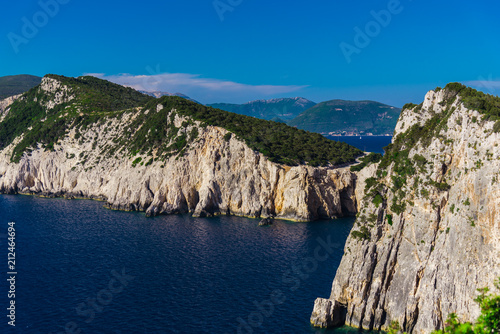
[[208, 97, 316, 121], [0, 75, 401, 136], [211, 98, 401, 136], [287, 100, 401, 136], [0, 75, 42, 99]]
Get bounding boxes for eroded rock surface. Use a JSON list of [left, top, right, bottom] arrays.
[[312, 89, 500, 333]]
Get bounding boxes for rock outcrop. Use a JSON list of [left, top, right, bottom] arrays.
[[0, 94, 21, 122], [311, 88, 500, 332], [0, 78, 359, 222]]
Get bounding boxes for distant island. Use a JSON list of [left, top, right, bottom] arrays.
[[210, 98, 401, 136], [288, 99, 401, 136]]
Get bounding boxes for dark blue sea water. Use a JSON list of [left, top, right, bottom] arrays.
[[326, 136, 392, 154], [0, 195, 371, 334]]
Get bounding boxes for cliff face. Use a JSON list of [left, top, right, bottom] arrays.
[[311, 89, 500, 332], [0, 77, 357, 222]]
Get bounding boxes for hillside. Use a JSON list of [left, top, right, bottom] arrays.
[[0, 74, 42, 99], [0, 75, 360, 167], [311, 84, 500, 332], [0, 74, 363, 221], [288, 100, 401, 135], [139, 90, 200, 104], [208, 97, 316, 121]]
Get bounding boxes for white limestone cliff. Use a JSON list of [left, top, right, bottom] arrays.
[[311, 89, 500, 332], [0, 81, 358, 222]]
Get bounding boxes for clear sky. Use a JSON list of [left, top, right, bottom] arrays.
[[1, 0, 499, 106]]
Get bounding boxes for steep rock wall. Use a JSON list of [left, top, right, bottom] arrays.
[[311, 89, 500, 333]]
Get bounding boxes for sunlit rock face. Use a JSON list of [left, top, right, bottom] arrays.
[[311, 88, 500, 333]]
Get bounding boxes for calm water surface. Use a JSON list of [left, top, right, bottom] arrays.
[[0, 195, 374, 333], [326, 136, 392, 154]]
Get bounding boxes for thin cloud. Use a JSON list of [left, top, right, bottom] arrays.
[[85, 72, 309, 104], [463, 79, 500, 95]]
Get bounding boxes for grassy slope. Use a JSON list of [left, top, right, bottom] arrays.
[[288, 100, 401, 135]]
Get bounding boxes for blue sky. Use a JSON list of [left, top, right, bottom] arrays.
[[1, 0, 499, 106]]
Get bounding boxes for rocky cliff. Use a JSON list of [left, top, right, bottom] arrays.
[[0, 76, 360, 222], [311, 86, 500, 332], [0, 93, 21, 122]]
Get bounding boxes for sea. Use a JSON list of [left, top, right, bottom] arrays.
[[0, 195, 381, 334], [0, 136, 389, 333], [326, 136, 392, 154]]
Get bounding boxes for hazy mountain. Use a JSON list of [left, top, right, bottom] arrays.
[[208, 97, 316, 121], [0, 74, 42, 99], [288, 100, 401, 136]]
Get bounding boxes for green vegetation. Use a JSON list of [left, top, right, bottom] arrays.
[[132, 96, 363, 166], [445, 83, 500, 121], [365, 177, 378, 192], [45, 74, 153, 113], [132, 157, 142, 167], [223, 132, 232, 141], [287, 99, 401, 135], [0, 74, 41, 99], [494, 121, 500, 133], [387, 321, 403, 334], [350, 152, 383, 172], [430, 180, 451, 191], [386, 214, 393, 226], [413, 154, 428, 172], [0, 75, 153, 162], [351, 225, 371, 241], [402, 103, 419, 111], [208, 97, 316, 121], [379, 83, 500, 177], [431, 278, 500, 334], [372, 193, 384, 207]]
